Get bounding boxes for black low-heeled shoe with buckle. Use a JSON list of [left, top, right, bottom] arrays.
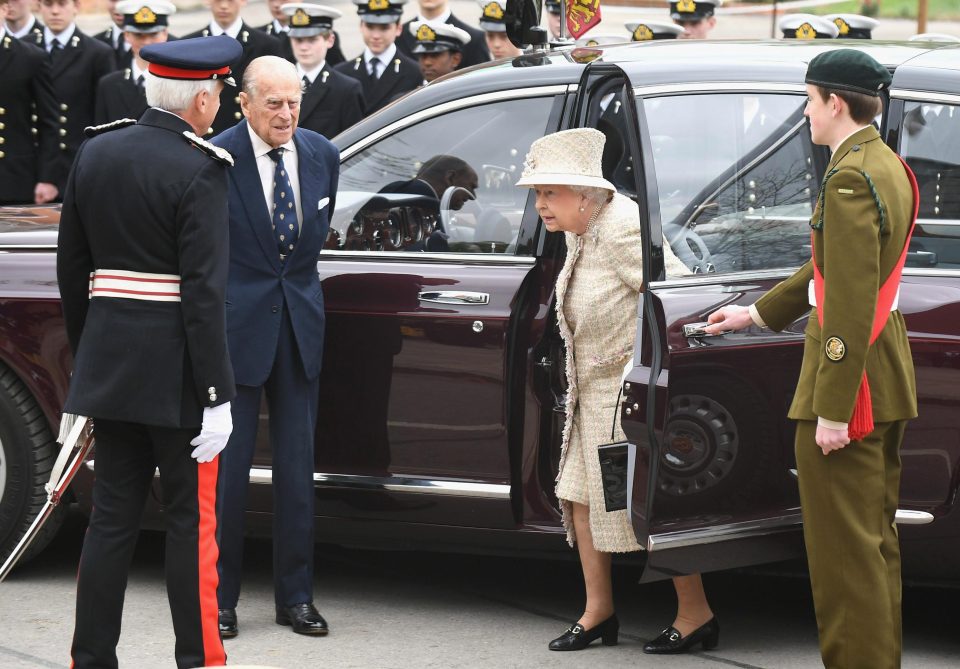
[[643, 617, 720, 654], [548, 614, 619, 651]]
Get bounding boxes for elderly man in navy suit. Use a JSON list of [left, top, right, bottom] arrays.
[[212, 54, 339, 639]]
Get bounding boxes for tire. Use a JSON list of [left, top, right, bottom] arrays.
[[655, 376, 779, 511], [0, 365, 65, 568]]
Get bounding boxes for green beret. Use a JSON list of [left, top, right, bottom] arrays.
[[805, 49, 892, 97]]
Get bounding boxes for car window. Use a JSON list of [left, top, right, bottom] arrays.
[[330, 97, 553, 255], [900, 101, 960, 270], [642, 93, 819, 276]]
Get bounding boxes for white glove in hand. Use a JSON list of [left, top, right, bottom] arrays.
[[190, 402, 233, 463]]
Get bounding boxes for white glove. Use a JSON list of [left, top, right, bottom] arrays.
[[190, 402, 233, 463]]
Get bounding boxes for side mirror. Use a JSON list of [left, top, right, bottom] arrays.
[[505, 0, 547, 49]]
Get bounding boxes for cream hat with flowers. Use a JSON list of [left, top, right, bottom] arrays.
[[516, 128, 615, 191]]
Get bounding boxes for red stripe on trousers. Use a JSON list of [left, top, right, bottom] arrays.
[[197, 458, 225, 666]]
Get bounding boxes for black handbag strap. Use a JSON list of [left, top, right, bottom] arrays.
[[610, 385, 623, 441]]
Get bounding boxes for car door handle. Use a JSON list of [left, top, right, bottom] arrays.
[[683, 322, 728, 338], [418, 291, 490, 305]]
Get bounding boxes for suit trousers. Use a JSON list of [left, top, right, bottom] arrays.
[[217, 308, 320, 610], [795, 419, 906, 669], [71, 419, 224, 669]]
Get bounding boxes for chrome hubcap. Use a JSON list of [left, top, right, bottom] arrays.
[[659, 394, 739, 496]]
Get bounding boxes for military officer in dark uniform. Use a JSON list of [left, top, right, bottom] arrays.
[[57, 34, 242, 669], [3, 0, 44, 45], [182, 0, 280, 135], [94, 0, 174, 124], [778, 13, 839, 39], [39, 0, 116, 194], [397, 0, 489, 68], [94, 0, 132, 69], [335, 0, 420, 116], [708, 50, 918, 669], [0, 0, 60, 204], [409, 20, 470, 84], [478, 0, 521, 59], [282, 3, 363, 138], [667, 0, 721, 39], [259, 0, 345, 66]]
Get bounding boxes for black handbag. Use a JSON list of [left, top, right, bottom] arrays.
[[596, 388, 629, 512]]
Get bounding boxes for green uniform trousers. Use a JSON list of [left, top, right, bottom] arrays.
[[795, 419, 906, 669]]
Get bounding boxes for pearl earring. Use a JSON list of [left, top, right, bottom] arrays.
[[579, 206, 585, 212]]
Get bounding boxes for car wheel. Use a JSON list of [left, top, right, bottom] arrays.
[[657, 377, 777, 507], [0, 365, 64, 568]]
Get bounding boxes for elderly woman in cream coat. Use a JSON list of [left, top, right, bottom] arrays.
[[517, 128, 720, 654]]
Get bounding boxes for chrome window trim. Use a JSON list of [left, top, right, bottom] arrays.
[[338, 85, 569, 161], [0, 245, 57, 251], [903, 267, 960, 278], [647, 513, 803, 551], [650, 265, 960, 288], [249, 468, 510, 499], [633, 82, 808, 97], [891, 90, 960, 105], [317, 250, 536, 266]]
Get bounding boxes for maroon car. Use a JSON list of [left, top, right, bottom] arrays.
[[1, 39, 958, 582]]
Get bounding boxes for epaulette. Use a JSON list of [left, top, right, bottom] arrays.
[[84, 118, 137, 137], [182, 131, 234, 166], [812, 167, 886, 232]]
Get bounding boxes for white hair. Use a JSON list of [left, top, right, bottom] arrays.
[[242, 56, 299, 99], [144, 73, 219, 114], [568, 185, 612, 205]]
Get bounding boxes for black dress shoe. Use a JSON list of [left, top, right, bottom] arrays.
[[643, 617, 719, 654], [276, 602, 329, 636], [218, 608, 237, 639], [548, 614, 619, 651]]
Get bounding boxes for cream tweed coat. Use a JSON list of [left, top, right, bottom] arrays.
[[554, 192, 688, 552]]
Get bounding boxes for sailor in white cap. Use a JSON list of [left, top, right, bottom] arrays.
[[94, 0, 175, 124], [825, 13, 880, 39], [334, 0, 422, 115], [478, 0, 521, 59], [667, 0, 721, 39], [409, 20, 470, 83], [779, 13, 839, 39], [625, 20, 684, 41], [281, 3, 364, 138]]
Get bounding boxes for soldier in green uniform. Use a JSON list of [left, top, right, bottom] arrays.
[[706, 49, 917, 669]]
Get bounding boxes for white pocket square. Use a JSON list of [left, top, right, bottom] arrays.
[[318, 197, 330, 211]]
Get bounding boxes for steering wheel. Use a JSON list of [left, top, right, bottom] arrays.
[[667, 225, 715, 274]]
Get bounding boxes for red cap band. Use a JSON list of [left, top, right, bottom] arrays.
[[147, 63, 232, 80]]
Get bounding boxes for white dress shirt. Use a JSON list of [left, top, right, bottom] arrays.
[[7, 16, 39, 39], [209, 17, 244, 39], [110, 24, 130, 51], [45, 23, 76, 51], [247, 123, 304, 228], [416, 9, 452, 25], [297, 61, 326, 86], [271, 18, 288, 34], [363, 43, 396, 77]]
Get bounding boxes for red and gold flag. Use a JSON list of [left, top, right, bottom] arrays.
[[565, 0, 601, 39]]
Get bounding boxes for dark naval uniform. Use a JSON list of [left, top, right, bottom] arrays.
[[94, 23, 133, 70], [0, 33, 61, 203], [335, 51, 421, 116], [45, 28, 116, 193], [398, 13, 489, 68], [751, 51, 916, 669], [181, 23, 280, 135], [59, 107, 235, 669], [94, 67, 148, 124], [298, 65, 364, 138]]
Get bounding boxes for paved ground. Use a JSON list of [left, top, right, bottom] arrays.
[[1, 509, 957, 668], [75, 0, 960, 54]]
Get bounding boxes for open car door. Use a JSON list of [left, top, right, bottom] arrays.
[[610, 75, 823, 581]]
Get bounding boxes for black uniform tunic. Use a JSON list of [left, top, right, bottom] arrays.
[[94, 66, 148, 124], [0, 33, 61, 203], [297, 64, 365, 138], [335, 50, 421, 116]]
